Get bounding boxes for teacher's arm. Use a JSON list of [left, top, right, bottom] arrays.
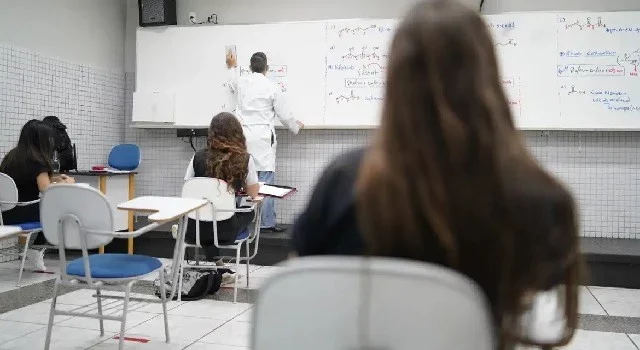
[[273, 90, 303, 134], [226, 53, 238, 94]]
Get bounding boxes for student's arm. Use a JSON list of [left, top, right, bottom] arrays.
[[36, 173, 53, 192], [273, 90, 303, 134], [38, 173, 75, 192], [245, 156, 260, 198], [246, 183, 259, 198], [184, 156, 195, 181]]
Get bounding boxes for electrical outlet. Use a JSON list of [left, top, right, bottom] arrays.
[[189, 12, 197, 23]]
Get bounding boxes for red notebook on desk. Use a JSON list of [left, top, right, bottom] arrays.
[[258, 183, 297, 199]]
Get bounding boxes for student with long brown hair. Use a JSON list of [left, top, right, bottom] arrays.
[[184, 112, 260, 261], [291, 1, 581, 348]]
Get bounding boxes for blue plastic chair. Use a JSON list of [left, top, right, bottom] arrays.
[[40, 184, 176, 350], [108, 144, 141, 171], [0, 172, 49, 286]]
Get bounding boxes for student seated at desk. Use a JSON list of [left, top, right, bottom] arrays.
[[291, 1, 581, 349], [184, 112, 259, 262], [0, 120, 75, 271]]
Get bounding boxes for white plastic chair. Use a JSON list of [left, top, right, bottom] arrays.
[[0, 172, 52, 286], [40, 184, 184, 350], [175, 178, 262, 303], [252, 256, 496, 350]]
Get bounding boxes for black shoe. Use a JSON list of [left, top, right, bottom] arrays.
[[260, 225, 287, 233]]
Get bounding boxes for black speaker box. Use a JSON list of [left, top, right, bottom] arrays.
[[138, 0, 177, 27]]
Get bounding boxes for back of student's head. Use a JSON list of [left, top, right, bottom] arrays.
[[250, 52, 268, 73], [355, 0, 580, 348], [206, 112, 249, 191], [1, 119, 54, 172]]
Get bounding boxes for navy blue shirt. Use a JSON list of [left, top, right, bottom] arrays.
[[292, 149, 365, 255]]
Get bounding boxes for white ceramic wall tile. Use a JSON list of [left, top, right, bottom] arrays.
[[0, 44, 125, 261]]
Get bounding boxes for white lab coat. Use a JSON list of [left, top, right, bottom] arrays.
[[228, 68, 300, 172]]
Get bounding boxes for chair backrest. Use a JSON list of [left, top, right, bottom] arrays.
[[108, 144, 141, 171], [40, 184, 114, 249], [252, 257, 495, 350], [181, 178, 236, 221], [0, 173, 18, 213]]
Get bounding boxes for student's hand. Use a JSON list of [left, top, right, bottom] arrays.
[[226, 52, 237, 68], [60, 175, 75, 184], [297, 120, 305, 129]]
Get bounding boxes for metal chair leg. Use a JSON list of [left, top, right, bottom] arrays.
[[44, 277, 61, 350], [118, 282, 133, 350], [234, 246, 241, 303], [16, 233, 32, 287], [96, 288, 105, 336], [159, 270, 170, 343], [246, 241, 250, 288], [177, 262, 185, 302]]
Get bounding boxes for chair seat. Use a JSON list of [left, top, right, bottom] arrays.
[[235, 229, 250, 242], [16, 222, 42, 231], [66, 254, 162, 279]]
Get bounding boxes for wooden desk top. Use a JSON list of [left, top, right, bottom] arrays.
[[117, 196, 208, 223]]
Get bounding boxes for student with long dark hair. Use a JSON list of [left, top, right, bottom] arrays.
[[184, 112, 260, 261], [0, 119, 75, 271], [291, 1, 581, 349]]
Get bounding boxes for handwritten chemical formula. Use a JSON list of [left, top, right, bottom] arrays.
[[494, 39, 518, 47], [560, 16, 607, 31], [324, 20, 395, 124], [329, 24, 393, 38]]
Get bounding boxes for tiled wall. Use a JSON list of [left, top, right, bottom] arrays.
[[125, 73, 640, 239], [0, 45, 125, 168], [0, 44, 125, 260]]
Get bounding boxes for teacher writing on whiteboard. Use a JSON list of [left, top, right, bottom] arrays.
[[226, 51, 304, 233]]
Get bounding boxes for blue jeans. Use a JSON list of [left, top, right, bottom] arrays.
[[258, 171, 276, 228]]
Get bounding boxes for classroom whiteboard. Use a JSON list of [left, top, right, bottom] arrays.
[[136, 11, 640, 130]]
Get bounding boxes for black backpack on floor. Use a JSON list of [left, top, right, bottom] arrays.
[[154, 267, 232, 301]]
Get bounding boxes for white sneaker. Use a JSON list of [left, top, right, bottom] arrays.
[[171, 225, 178, 239], [221, 272, 242, 286], [25, 249, 47, 271]]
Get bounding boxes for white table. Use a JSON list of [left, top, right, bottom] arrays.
[[0, 226, 22, 240], [117, 196, 208, 223]]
